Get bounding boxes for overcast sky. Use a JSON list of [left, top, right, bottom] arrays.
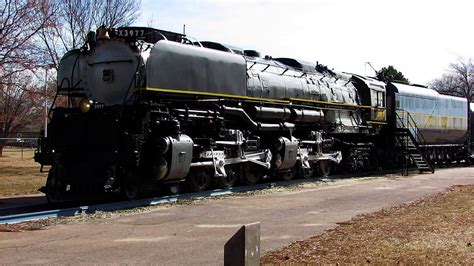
[[136, 0, 473, 85]]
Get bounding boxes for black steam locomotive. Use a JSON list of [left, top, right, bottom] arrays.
[[35, 26, 472, 202]]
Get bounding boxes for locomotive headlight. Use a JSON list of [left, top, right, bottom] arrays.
[[79, 98, 92, 113]]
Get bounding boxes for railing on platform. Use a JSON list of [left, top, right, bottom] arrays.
[[395, 110, 434, 173]]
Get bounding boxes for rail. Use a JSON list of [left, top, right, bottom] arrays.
[[0, 182, 291, 224]]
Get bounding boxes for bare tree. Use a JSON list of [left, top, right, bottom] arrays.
[[430, 57, 473, 150], [0, 0, 57, 156], [92, 0, 141, 29], [39, 0, 141, 66], [0, 0, 56, 80], [430, 58, 473, 102], [0, 72, 46, 156], [38, 0, 91, 66]]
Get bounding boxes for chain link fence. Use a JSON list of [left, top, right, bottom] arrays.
[[1, 138, 39, 159]]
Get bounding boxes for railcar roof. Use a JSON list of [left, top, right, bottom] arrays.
[[393, 82, 467, 103], [392, 82, 439, 97], [348, 74, 386, 91]]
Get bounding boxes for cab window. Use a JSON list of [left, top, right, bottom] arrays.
[[376, 91, 385, 107]]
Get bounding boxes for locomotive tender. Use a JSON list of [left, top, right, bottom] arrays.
[[35, 26, 472, 201]]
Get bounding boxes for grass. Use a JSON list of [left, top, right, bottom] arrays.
[[261, 184, 474, 264], [0, 148, 47, 196]]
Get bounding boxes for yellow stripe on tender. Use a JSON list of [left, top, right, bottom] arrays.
[[411, 125, 465, 130], [396, 111, 467, 130], [396, 111, 467, 120], [146, 87, 290, 103]]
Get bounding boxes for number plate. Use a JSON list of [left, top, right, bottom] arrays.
[[116, 29, 145, 38], [200, 150, 225, 158]]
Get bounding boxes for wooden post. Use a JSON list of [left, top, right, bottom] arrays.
[[224, 222, 260, 266]]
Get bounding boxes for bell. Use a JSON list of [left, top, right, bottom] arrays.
[[97, 26, 110, 40]]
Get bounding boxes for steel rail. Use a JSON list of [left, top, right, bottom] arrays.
[[0, 203, 47, 214], [0, 169, 416, 225], [0, 182, 280, 224]]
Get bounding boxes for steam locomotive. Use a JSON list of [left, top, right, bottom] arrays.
[[35, 26, 472, 202]]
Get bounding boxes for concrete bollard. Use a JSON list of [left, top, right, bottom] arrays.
[[224, 222, 261, 266]]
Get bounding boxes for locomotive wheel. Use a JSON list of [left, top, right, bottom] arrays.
[[122, 182, 142, 200], [216, 165, 240, 188], [45, 166, 64, 203], [187, 167, 212, 192], [299, 163, 315, 179], [242, 163, 264, 185], [316, 160, 332, 177]]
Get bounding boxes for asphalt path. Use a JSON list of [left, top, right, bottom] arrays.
[[0, 167, 473, 264]]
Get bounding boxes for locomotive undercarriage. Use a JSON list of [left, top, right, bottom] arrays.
[[424, 145, 469, 165], [37, 98, 383, 201]]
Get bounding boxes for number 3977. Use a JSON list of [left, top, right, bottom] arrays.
[[117, 29, 145, 37]]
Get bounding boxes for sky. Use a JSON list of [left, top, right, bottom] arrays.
[[136, 0, 474, 85]]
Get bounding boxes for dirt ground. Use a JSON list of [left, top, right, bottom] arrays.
[[261, 184, 474, 264], [0, 148, 47, 196]]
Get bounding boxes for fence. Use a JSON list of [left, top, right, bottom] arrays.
[[0, 138, 39, 159]]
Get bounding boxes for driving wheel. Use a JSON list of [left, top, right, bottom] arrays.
[[242, 163, 264, 185], [216, 164, 240, 188], [187, 167, 213, 192], [317, 160, 332, 177]]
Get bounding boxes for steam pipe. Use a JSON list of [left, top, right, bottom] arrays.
[[222, 106, 294, 132]]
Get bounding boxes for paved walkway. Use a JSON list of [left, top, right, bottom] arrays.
[[0, 167, 473, 264]]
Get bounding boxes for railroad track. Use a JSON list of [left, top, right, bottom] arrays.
[[0, 203, 49, 216], [0, 168, 426, 225]]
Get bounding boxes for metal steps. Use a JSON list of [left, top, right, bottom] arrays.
[[395, 126, 434, 173]]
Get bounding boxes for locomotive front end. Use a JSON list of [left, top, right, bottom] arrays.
[[83, 33, 142, 105], [35, 27, 150, 201]]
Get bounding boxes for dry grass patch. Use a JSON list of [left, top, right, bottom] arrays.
[[262, 185, 474, 264], [0, 148, 47, 196]]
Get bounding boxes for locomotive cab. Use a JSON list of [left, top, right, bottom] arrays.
[[350, 75, 387, 124]]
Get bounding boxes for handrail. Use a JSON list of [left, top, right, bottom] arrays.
[[246, 58, 318, 78], [395, 109, 434, 171], [396, 110, 429, 147]]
